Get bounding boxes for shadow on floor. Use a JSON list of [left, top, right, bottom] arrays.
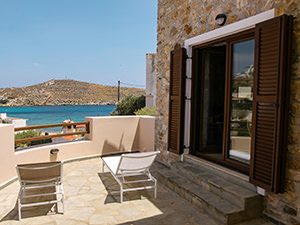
[[97, 172, 190, 225], [98, 172, 155, 204], [0, 202, 58, 222], [1, 186, 61, 222]]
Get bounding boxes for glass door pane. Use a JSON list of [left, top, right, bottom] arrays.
[[229, 39, 255, 164], [199, 44, 226, 157]]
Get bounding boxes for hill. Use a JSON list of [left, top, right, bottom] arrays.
[[0, 79, 145, 106]]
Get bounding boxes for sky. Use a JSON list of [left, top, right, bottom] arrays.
[[0, 0, 157, 88], [233, 39, 255, 76]]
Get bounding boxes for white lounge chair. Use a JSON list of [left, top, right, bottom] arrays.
[[16, 161, 64, 220], [101, 151, 160, 203]]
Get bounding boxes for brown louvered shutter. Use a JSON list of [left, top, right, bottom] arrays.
[[168, 48, 186, 154], [250, 15, 293, 193]]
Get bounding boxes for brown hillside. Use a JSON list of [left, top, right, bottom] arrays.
[[0, 79, 145, 106]]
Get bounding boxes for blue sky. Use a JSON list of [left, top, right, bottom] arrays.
[[0, 0, 157, 88]]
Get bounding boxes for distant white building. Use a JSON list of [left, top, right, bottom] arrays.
[[0, 113, 27, 128], [62, 119, 75, 134], [145, 53, 156, 108], [0, 113, 7, 120]]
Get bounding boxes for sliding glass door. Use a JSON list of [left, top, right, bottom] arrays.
[[191, 31, 255, 174]]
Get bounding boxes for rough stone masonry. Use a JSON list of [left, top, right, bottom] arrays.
[[155, 0, 300, 224]]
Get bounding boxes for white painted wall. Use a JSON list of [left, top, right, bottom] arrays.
[[0, 124, 16, 185], [11, 119, 27, 128], [0, 113, 7, 120]]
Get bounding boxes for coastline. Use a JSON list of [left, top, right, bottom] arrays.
[[0, 102, 116, 107], [0, 105, 116, 127]]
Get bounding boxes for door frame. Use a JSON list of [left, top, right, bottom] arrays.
[[190, 29, 254, 174], [183, 10, 275, 174]]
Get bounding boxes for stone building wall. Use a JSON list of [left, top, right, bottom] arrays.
[[155, 0, 300, 224], [146, 53, 157, 108]]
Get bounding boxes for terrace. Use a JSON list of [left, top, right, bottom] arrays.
[[0, 116, 273, 224], [0, 157, 219, 225]]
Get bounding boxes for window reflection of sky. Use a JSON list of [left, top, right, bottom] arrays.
[[233, 40, 255, 76], [230, 39, 255, 164]]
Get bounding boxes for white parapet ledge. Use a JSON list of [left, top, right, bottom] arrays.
[[184, 8, 276, 56]]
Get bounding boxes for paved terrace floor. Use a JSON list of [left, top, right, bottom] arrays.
[[0, 157, 274, 225]]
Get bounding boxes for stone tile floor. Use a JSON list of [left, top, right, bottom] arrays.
[[0, 157, 274, 225]]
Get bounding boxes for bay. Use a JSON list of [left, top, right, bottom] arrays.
[[0, 105, 116, 132]]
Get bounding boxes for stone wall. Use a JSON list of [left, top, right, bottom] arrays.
[[155, 0, 300, 224], [146, 53, 157, 108]]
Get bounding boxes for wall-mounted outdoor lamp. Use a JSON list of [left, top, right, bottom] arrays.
[[50, 148, 59, 154], [215, 13, 227, 26]]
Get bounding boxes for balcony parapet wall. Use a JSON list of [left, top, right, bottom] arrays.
[[0, 116, 155, 187]]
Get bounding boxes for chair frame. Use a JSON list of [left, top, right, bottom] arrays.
[[102, 151, 159, 203], [16, 161, 64, 220]]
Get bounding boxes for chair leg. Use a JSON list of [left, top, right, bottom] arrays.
[[18, 198, 21, 220], [102, 161, 105, 173], [154, 179, 157, 199], [62, 193, 65, 214], [54, 185, 58, 213], [55, 203, 58, 213], [120, 185, 123, 203], [62, 200, 64, 214]]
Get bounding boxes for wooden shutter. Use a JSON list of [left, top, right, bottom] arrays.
[[250, 15, 293, 193], [168, 48, 186, 154]]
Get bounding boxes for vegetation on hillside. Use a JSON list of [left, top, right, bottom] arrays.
[[0, 79, 145, 106], [0, 99, 8, 104], [111, 95, 145, 115]]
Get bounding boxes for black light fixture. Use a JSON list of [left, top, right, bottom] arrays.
[[215, 13, 227, 26], [50, 148, 59, 154]]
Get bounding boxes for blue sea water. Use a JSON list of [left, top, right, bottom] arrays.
[[0, 105, 116, 132]]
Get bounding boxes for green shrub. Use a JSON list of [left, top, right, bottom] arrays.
[[0, 99, 8, 104], [15, 130, 42, 148], [111, 95, 145, 115], [135, 107, 155, 116]]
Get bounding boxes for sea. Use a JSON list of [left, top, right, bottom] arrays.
[[0, 105, 116, 132]]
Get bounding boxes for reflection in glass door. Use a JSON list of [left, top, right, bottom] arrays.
[[229, 39, 255, 164], [199, 44, 226, 159]]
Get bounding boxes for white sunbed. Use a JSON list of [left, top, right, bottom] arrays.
[[101, 151, 160, 203]]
